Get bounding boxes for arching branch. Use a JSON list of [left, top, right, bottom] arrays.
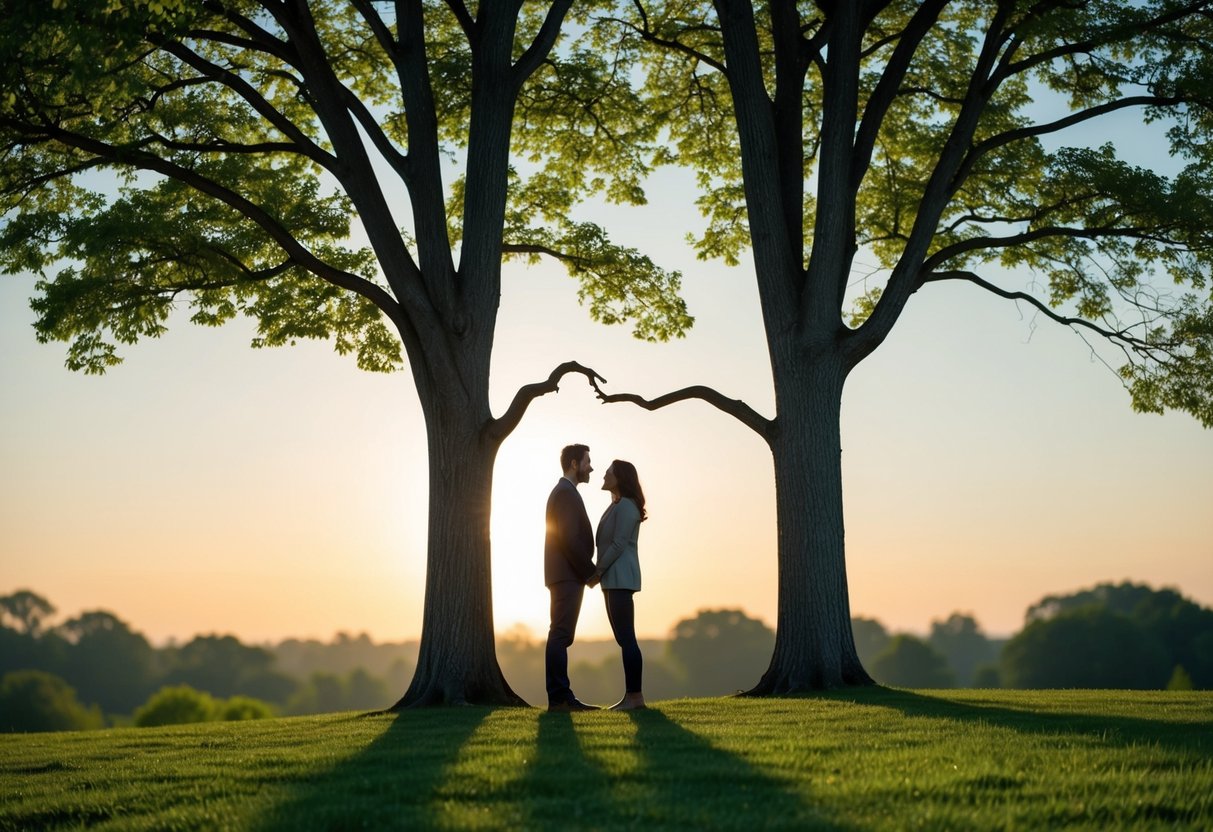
[[921, 270, 1180, 360], [592, 381, 775, 441], [487, 361, 608, 443]]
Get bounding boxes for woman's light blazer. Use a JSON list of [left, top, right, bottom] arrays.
[[595, 497, 642, 591]]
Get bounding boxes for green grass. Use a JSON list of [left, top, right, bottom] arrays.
[[1, 689, 1210, 830]]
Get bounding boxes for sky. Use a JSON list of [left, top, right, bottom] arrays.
[[2, 134, 1211, 649]]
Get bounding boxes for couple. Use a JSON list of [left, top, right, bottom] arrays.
[[544, 443, 647, 712]]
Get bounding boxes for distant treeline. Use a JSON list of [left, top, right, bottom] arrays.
[[1, 581, 1209, 732]]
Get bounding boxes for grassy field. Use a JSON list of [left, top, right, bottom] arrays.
[[1, 688, 1210, 830]]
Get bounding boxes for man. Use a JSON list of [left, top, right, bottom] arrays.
[[544, 443, 599, 711]]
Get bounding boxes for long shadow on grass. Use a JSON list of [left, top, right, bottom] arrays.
[[251, 708, 488, 830], [824, 687, 1212, 758], [516, 708, 850, 831]]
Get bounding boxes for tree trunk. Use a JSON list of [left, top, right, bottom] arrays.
[[749, 351, 874, 693], [392, 395, 526, 708]]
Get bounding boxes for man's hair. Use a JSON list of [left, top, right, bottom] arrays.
[[560, 444, 590, 472]]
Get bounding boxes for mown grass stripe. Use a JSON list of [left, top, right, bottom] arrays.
[[0, 689, 1209, 831]]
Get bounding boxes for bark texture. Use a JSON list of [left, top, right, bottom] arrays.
[[393, 400, 524, 707], [749, 352, 872, 693]]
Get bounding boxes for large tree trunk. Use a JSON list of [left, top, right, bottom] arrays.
[[749, 350, 874, 693], [392, 391, 525, 708]]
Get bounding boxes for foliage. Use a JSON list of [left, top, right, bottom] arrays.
[[600, 1, 1213, 425], [0, 0, 690, 372], [1011, 581, 1213, 689], [870, 635, 956, 688], [1168, 665, 1195, 692], [972, 664, 1001, 689], [133, 684, 219, 727], [1001, 606, 1172, 690], [928, 613, 999, 687], [0, 589, 55, 636], [271, 632, 416, 682], [162, 634, 297, 703], [0, 0, 698, 708], [55, 610, 158, 715], [132, 685, 273, 726], [851, 616, 893, 668], [0, 692, 1210, 829], [285, 668, 389, 715], [1027, 580, 1166, 622], [0, 670, 102, 733], [666, 608, 775, 695], [218, 695, 275, 722]]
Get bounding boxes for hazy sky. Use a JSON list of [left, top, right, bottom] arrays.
[[2, 158, 1211, 648]]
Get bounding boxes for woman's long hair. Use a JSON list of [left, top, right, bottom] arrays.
[[611, 459, 648, 521]]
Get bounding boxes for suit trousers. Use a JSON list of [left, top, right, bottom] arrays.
[[545, 580, 585, 705]]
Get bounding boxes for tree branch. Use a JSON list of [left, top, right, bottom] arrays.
[[957, 95, 1182, 184], [486, 361, 608, 443], [852, 0, 949, 190], [152, 37, 337, 170], [592, 380, 774, 440], [614, 2, 728, 76], [8, 118, 406, 329], [922, 269, 1175, 358], [925, 224, 1181, 272], [513, 0, 575, 88], [443, 0, 477, 41]]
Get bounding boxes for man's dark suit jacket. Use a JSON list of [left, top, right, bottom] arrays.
[[544, 478, 595, 586]]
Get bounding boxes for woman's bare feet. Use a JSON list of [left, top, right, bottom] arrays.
[[609, 693, 646, 711]]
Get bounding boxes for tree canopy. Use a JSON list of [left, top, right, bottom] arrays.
[[0, 0, 696, 705], [595, 1, 1213, 424], [575, 0, 1213, 692]]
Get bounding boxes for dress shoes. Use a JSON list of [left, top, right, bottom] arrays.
[[547, 698, 600, 712]]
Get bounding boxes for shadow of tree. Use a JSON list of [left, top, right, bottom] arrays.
[[513, 708, 849, 831], [250, 708, 489, 830], [821, 687, 1213, 757], [252, 705, 844, 830]]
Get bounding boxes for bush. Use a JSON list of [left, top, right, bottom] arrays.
[[0, 670, 103, 733], [134, 685, 218, 727], [1167, 666, 1194, 691], [219, 696, 275, 721]]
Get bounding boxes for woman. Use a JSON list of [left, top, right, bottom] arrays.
[[593, 459, 647, 711]]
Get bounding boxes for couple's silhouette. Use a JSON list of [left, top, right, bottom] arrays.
[[543, 443, 647, 712]]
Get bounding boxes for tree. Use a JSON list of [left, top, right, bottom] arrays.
[[0, 1, 689, 705], [666, 608, 775, 694], [1000, 606, 1171, 689], [0, 670, 103, 733], [928, 613, 997, 687], [851, 616, 892, 668], [1026, 581, 1160, 622], [1022, 580, 1213, 687], [869, 635, 955, 688], [0, 589, 55, 636], [163, 634, 297, 704], [56, 610, 158, 714], [586, 1, 1213, 691]]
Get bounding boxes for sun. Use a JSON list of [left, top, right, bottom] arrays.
[[489, 430, 612, 640], [489, 434, 563, 637]]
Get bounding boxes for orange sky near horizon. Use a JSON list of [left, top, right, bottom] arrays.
[[3, 161, 1211, 649]]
